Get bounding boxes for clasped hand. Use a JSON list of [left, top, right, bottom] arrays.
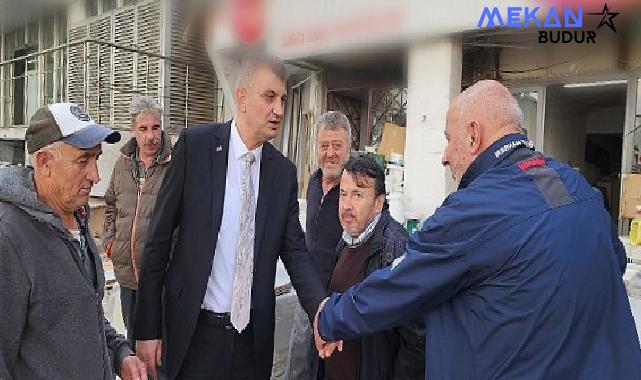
[[313, 298, 344, 359]]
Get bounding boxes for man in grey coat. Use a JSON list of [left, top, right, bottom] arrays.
[[0, 103, 147, 380]]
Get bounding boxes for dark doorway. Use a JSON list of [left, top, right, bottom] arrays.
[[12, 48, 29, 125]]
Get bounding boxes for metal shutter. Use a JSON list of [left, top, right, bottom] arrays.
[[87, 16, 112, 124], [112, 7, 136, 125], [167, 0, 218, 133], [68, 25, 88, 108], [136, 1, 161, 100]]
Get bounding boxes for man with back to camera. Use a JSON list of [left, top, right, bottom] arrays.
[[314, 80, 641, 379]]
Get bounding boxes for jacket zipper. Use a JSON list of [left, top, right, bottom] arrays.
[[130, 162, 152, 284], [62, 236, 108, 377], [131, 192, 142, 283]]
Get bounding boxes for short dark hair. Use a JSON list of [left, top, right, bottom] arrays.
[[344, 155, 386, 197]]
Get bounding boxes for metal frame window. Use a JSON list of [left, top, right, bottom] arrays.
[[102, 0, 118, 13], [87, 0, 142, 18], [510, 86, 546, 151], [1, 33, 3, 126], [0, 12, 68, 127], [86, 0, 99, 17]]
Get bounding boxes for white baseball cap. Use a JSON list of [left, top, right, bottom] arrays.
[[26, 103, 121, 153]]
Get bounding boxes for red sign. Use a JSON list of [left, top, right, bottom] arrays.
[[231, 0, 265, 45]]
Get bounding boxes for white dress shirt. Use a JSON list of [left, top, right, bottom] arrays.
[[202, 120, 262, 312]]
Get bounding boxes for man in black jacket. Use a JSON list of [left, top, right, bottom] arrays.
[[322, 156, 425, 380], [286, 111, 351, 379], [134, 54, 325, 380]]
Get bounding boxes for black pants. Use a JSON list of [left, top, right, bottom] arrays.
[[177, 311, 256, 380], [120, 286, 137, 341]]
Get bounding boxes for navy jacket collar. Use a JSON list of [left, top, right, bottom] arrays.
[[458, 133, 532, 190]]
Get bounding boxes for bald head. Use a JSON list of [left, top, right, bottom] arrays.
[[451, 80, 523, 138], [443, 80, 525, 184]]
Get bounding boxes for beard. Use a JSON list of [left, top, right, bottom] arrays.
[[321, 162, 343, 180]]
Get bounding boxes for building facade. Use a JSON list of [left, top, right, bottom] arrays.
[[207, 0, 641, 233], [0, 0, 223, 195]]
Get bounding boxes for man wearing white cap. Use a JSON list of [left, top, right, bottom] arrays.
[[0, 103, 147, 380]]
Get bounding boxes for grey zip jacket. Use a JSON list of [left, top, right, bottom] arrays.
[[0, 167, 132, 379]]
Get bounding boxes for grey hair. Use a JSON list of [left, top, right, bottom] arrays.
[[30, 140, 65, 162], [316, 111, 352, 143], [456, 80, 525, 134], [129, 96, 163, 124], [235, 53, 288, 89]]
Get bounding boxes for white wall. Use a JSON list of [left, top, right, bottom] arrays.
[[404, 37, 461, 221], [544, 104, 588, 170], [586, 106, 626, 134], [500, 31, 624, 82], [0, 126, 27, 141]]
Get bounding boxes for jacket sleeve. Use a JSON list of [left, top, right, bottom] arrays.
[[382, 230, 426, 379], [610, 218, 627, 275], [103, 316, 133, 376], [102, 164, 118, 250], [280, 165, 325, 323], [0, 233, 29, 379], [394, 320, 426, 379], [318, 212, 471, 341], [133, 129, 187, 340]]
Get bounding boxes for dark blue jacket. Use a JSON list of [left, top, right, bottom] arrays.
[[319, 133, 641, 379]]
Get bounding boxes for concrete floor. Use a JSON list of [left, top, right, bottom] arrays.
[[104, 262, 641, 380]]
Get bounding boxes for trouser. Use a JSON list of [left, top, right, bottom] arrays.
[[177, 310, 256, 380], [284, 302, 318, 380], [120, 286, 137, 342]]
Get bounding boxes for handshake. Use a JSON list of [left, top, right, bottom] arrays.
[[313, 298, 344, 359]]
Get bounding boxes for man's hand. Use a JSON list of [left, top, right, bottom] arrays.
[[136, 339, 162, 379], [120, 355, 147, 380], [313, 298, 343, 359]]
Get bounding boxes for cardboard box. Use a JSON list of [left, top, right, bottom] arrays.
[[377, 122, 406, 162], [620, 174, 641, 219], [89, 203, 106, 239]]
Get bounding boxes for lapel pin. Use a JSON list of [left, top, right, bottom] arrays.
[[216, 145, 223, 152]]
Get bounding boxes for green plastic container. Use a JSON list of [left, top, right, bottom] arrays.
[[374, 154, 386, 169], [406, 218, 419, 234]]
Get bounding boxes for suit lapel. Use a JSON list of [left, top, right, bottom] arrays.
[[254, 143, 275, 257], [211, 122, 231, 233]]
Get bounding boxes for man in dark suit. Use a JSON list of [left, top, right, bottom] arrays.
[[133, 54, 325, 380]]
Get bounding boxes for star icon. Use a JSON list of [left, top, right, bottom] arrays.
[[586, 4, 619, 33]]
